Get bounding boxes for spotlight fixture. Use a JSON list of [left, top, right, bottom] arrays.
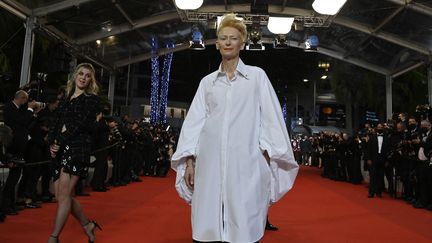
[[246, 26, 265, 51], [101, 23, 112, 32], [304, 35, 319, 52], [303, 79, 309, 83], [318, 61, 330, 71], [189, 27, 205, 50], [96, 40, 101, 45], [321, 75, 327, 80], [294, 22, 304, 31], [312, 0, 347, 15], [267, 17, 294, 35], [273, 35, 289, 49], [175, 0, 203, 10]]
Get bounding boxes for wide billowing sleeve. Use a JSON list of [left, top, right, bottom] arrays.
[[258, 70, 299, 203], [171, 80, 207, 204]]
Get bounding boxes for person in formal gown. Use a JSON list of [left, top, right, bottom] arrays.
[[171, 13, 299, 243]]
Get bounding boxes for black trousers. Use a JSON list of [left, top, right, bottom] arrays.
[[417, 162, 432, 206], [1, 167, 22, 210], [91, 150, 108, 189], [369, 156, 385, 195], [40, 163, 53, 196], [347, 156, 363, 184], [384, 164, 395, 194]]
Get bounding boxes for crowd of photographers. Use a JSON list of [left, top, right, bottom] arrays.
[[292, 106, 432, 212], [0, 87, 178, 222]]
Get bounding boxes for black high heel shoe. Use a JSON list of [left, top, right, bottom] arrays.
[[83, 220, 102, 243]]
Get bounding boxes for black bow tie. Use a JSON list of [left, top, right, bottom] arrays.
[[377, 134, 384, 137]]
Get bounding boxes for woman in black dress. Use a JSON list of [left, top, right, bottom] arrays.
[[47, 63, 101, 243]]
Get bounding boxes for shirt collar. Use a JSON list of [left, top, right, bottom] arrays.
[[213, 58, 249, 84], [12, 101, 19, 109]]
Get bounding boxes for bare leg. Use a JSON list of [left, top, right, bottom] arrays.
[[48, 169, 79, 243], [71, 197, 97, 242], [71, 198, 88, 225]]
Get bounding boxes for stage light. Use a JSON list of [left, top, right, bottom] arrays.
[[304, 35, 319, 52], [267, 17, 294, 34], [96, 40, 101, 45], [189, 27, 205, 50], [318, 61, 330, 69], [101, 23, 112, 32], [303, 79, 309, 83], [273, 35, 289, 49], [294, 22, 304, 31], [246, 26, 265, 51], [312, 0, 347, 15], [175, 0, 203, 10], [321, 75, 327, 80]]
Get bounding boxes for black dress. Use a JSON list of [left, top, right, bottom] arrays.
[[48, 93, 100, 181]]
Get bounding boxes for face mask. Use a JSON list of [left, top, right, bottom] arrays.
[[376, 129, 383, 134], [421, 127, 429, 134], [408, 124, 417, 131]]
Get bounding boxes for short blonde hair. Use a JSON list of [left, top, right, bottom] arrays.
[[66, 63, 99, 96], [217, 13, 248, 42]]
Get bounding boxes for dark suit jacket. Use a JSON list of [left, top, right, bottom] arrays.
[[3, 101, 34, 155], [365, 134, 390, 163]]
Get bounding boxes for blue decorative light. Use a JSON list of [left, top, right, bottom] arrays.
[[282, 96, 288, 122], [150, 37, 160, 124], [305, 35, 319, 52], [159, 42, 175, 124]]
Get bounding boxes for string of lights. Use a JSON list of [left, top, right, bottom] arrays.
[[282, 96, 288, 122], [150, 36, 160, 124], [159, 42, 175, 124]]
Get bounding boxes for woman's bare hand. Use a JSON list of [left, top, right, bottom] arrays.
[[184, 165, 195, 189], [50, 144, 60, 158], [184, 156, 195, 189]]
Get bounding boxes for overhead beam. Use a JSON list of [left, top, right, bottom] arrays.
[[75, 4, 430, 57], [114, 39, 217, 68], [318, 48, 390, 75], [333, 16, 431, 56], [33, 0, 97, 16], [372, 4, 405, 33], [0, 0, 31, 18], [0, 0, 111, 71], [198, 4, 431, 55], [391, 61, 425, 78], [75, 12, 180, 44], [386, 0, 432, 17], [114, 38, 390, 76], [114, 1, 134, 26], [345, 3, 405, 59]]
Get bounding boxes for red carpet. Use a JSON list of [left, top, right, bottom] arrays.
[[1, 166, 432, 243]]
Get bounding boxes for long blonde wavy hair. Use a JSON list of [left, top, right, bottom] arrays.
[[66, 63, 99, 97]]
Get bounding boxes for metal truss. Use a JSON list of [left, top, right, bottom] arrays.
[[179, 10, 332, 27]]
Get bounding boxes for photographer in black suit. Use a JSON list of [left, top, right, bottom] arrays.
[[365, 123, 390, 198], [1, 90, 38, 215], [91, 111, 110, 192], [413, 120, 432, 209]]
